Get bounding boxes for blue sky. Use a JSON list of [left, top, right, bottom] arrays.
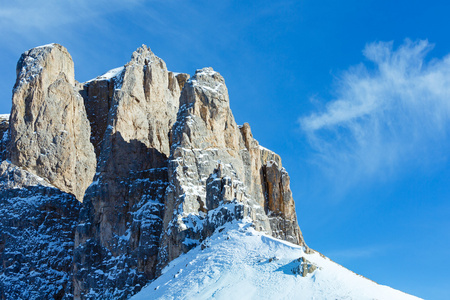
[[1, 1, 449, 299]]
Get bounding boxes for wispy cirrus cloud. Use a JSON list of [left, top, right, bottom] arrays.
[[0, 0, 144, 30], [0, 0, 145, 49], [300, 40, 450, 185]]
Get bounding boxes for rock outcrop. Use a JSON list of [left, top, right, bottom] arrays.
[[8, 44, 96, 201], [157, 67, 305, 268], [1, 44, 306, 299], [263, 160, 303, 244]]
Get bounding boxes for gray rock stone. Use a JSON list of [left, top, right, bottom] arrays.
[[290, 256, 319, 277], [262, 160, 305, 245], [0, 161, 81, 300], [0, 115, 9, 162], [157, 68, 306, 271]]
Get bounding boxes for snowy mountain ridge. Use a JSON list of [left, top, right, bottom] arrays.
[[133, 219, 420, 300]]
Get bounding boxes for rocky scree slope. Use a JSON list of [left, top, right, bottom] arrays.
[[0, 44, 305, 299]]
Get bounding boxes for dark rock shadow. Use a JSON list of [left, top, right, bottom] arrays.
[[0, 183, 81, 300], [100, 131, 167, 178], [0, 116, 9, 162], [79, 79, 115, 160], [74, 131, 169, 299], [275, 259, 302, 276]]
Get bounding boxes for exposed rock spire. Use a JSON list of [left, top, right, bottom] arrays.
[[8, 44, 96, 201]]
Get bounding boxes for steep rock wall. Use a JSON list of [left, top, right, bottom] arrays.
[[0, 114, 9, 161], [74, 46, 183, 299], [157, 68, 305, 269], [8, 44, 96, 201]]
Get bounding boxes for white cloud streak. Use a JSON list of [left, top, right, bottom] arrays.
[[1, 1, 105, 30], [300, 40, 450, 182], [0, 0, 144, 46]]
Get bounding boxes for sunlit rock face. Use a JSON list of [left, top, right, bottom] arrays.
[[8, 44, 96, 202], [157, 67, 306, 270], [1, 44, 305, 299]]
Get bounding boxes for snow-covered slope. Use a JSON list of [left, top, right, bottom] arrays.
[[132, 219, 420, 300]]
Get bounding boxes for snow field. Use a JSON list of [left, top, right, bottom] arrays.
[[132, 220, 421, 300]]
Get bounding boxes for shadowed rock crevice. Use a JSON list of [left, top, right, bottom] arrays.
[[78, 79, 116, 159]]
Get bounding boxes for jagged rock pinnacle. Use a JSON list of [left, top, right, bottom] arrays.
[[9, 43, 96, 201]]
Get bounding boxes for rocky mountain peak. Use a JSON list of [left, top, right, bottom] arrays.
[[191, 67, 224, 85], [15, 43, 75, 90], [1, 44, 306, 299], [129, 44, 155, 65]]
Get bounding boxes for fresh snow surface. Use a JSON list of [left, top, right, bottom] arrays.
[[195, 67, 217, 76], [258, 145, 271, 152], [98, 66, 124, 80], [35, 43, 55, 49], [86, 66, 124, 83], [0, 114, 9, 119], [132, 220, 420, 300]]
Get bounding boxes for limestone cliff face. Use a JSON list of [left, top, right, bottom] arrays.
[[158, 68, 291, 267], [1, 44, 305, 299], [8, 44, 96, 201]]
